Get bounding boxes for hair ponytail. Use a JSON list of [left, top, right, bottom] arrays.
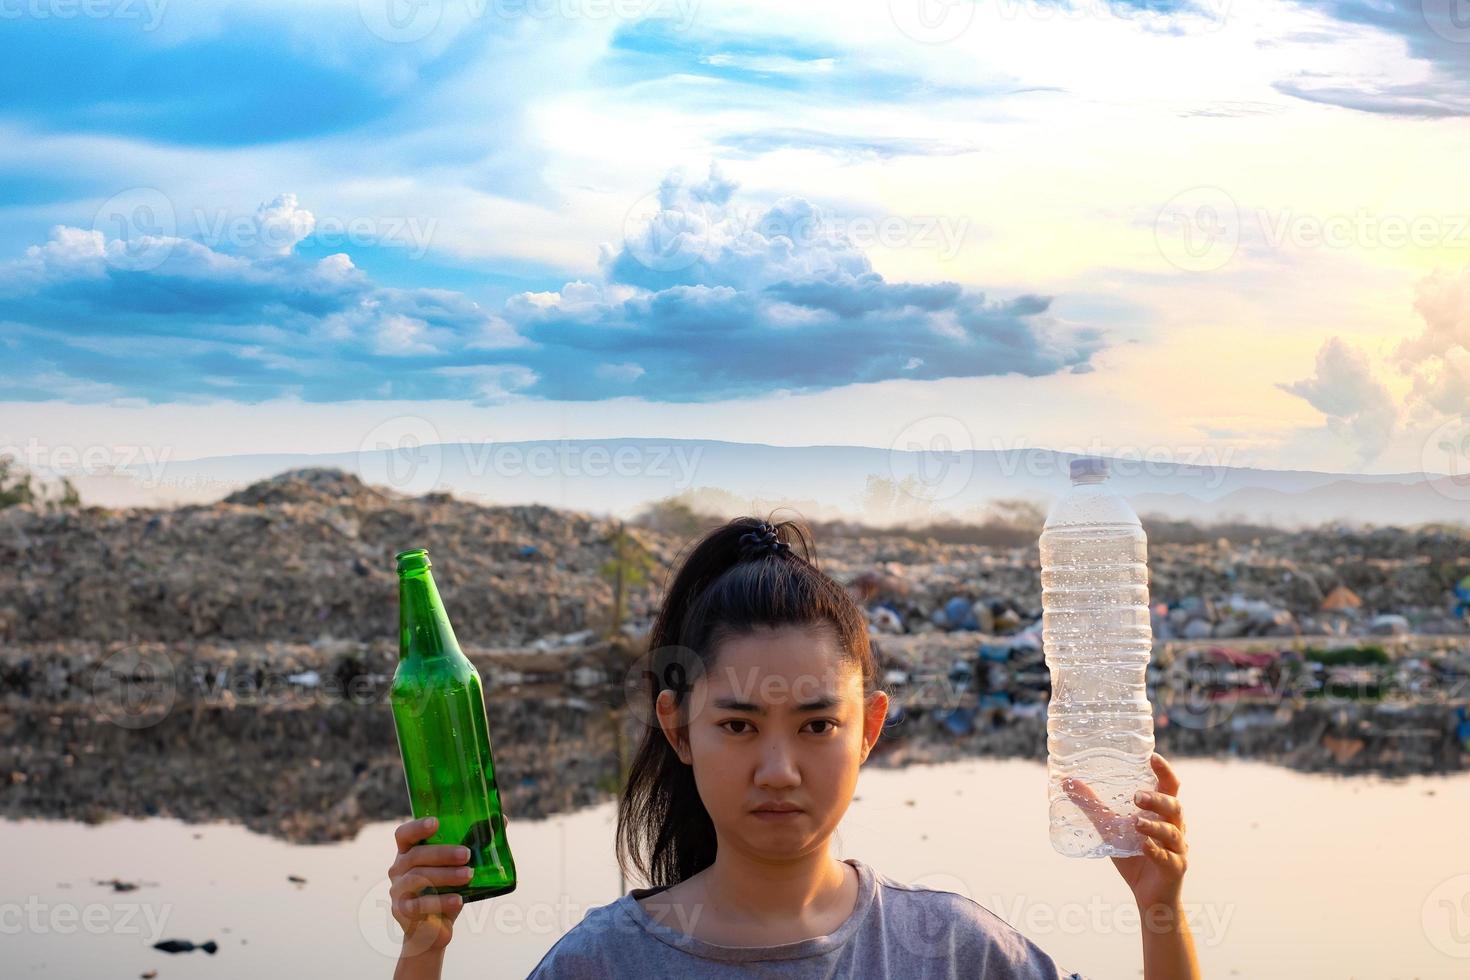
[[614, 514, 877, 889]]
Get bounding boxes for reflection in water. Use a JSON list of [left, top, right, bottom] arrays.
[[8, 759, 1470, 979], [1, 691, 619, 843], [881, 639, 1470, 779], [4, 648, 1469, 846]]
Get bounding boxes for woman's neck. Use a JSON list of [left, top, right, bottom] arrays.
[[698, 846, 853, 931]]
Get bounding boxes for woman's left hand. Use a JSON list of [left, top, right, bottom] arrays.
[[1064, 752, 1188, 912]]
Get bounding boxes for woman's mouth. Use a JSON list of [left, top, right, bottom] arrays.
[[751, 805, 804, 820]]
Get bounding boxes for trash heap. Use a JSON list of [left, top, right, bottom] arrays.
[[821, 526, 1469, 648], [0, 468, 676, 647], [3, 473, 1464, 655]]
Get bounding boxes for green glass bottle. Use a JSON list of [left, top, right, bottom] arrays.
[[391, 548, 516, 902]]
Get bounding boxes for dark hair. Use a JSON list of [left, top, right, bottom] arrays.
[[615, 514, 879, 889]]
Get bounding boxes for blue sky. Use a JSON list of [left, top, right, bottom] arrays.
[[2, 0, 1469, 477]]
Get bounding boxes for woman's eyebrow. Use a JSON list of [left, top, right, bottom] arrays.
[[710, 695, 843, 715]]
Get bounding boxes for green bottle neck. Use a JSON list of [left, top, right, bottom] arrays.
[[398, 569, 463, 661]]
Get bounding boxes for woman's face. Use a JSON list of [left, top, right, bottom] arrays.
[[656, 624, 888, 862]]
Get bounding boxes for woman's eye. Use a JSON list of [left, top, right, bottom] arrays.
[[722, 719, 753, 735], [805, 719, 837, 735]]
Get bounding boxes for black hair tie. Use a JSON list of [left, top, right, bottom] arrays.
[[738, 521, 789, 560]]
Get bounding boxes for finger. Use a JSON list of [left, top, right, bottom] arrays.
[[1137, 816, 1186, 855], [1140, 837, 1174, 865], [404, 845, 473, 868], [1062, 777, 1135, 844], [1149, 753, 1181, 797], [391, 866, 475, 899], [396, 816, 439, 854], [1062, 777, 1114, 822], [1134, 790, 1184, 826], [404, 893, 463, 919]]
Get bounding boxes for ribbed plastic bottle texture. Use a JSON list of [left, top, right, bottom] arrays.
[[1040, 460, 1157, 858]]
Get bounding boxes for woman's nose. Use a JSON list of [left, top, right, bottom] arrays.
[[754, 738, 801, 788]]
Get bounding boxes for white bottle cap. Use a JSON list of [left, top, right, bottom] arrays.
[[1069, 456, 1109, 481]]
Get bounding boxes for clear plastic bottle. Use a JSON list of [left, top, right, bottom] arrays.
[[1040, 457, 1157, 857]]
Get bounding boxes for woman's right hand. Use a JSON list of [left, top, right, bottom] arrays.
[[389, 816, 471, 957]]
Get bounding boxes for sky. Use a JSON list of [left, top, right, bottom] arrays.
[[2, 0, 1469, 481]]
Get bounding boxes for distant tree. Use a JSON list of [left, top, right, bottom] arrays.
[[986, 498, 1045, 532], [0, 456, 84, 512], [858, 474, 937, 525], [0, 455, 36, 509], [633, 498, 706, 538], [599, 521, 659, 640]]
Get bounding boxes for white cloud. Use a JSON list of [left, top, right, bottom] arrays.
[[373, 314, 438, 355], [1278, 337, 1399, 462], [1412, 343, 1470, 416], [1405, 264, 1470, 361], [594, 361, 645, 383], [240, 193, 316, 257], [433, 364, 539, 403]]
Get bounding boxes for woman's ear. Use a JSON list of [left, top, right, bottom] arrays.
[[655, 688, 693, 765], [859, 689, 889, 764]]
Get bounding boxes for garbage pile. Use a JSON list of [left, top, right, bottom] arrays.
[[3, 472, 1464, 654], [821, 525, 1469, 644], [0, 468, 677, 647]]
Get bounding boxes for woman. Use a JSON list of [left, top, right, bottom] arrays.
[[388, 517, 1199, 978]]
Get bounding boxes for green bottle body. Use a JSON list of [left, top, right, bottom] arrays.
[[391, 549, 516, 902]]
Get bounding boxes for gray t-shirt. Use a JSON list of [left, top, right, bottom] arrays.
[[525, 857, 1088, 978]]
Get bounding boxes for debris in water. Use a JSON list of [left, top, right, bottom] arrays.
[[96, 878, 139, 892], [153, 939, 219, 955]]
